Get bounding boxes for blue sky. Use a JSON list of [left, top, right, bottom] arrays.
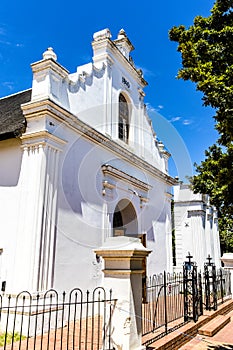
[[0, 0, 217, 180]]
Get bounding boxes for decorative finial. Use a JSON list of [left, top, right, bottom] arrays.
[[206, 254, 212, 265], [118, 28, 127, 39], [158, 141, 165, 152], [186, 252, 193, 263], [42, 47, 57, 61]]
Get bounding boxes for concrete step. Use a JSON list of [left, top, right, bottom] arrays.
[[144, 300, 233, 349], [198, 315, 231, 337], [227, 309, 233, 320], [220, 299, 233, 316], [180, 339, 232, 350]]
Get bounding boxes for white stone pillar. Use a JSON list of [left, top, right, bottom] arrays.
[[103, 57, 113, 136], [12, 142, 47, 292], [165, 193, 173, 272], [95, 236, 151, 350], [12, 131, 66, 293], [138, 90, 145, 158], [188, 210, 206, 268], [213, 214, 221, 268], [221, 253, 233, 297]]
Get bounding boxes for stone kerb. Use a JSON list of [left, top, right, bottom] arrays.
[[95, 236, 151, 350], [221, 252, 233, 297]]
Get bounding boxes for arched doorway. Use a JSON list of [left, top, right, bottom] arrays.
[[113, 199, 138, 236]]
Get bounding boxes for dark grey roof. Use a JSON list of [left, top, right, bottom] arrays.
[[0, 89, 31, 141]]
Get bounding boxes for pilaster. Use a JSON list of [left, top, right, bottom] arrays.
[[103, 57, 113, 136], [213, 213, 221, 268], [165, 191, 173, 272], [138, 90, 145, 158], [12, 131, 66, 292], [188, 209, 206, 268]]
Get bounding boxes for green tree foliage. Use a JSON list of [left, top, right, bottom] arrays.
[[169, 0, 233, 252]]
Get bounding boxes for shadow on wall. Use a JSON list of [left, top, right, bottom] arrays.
[[0, 138, 23, 186]]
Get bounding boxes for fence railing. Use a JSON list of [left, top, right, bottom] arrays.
[[0, 271, 230, 349], [216, 269, 231, 304], [0, 287, 115, 350], [142, 271, 184, 336], [142, 268, 231, 338]]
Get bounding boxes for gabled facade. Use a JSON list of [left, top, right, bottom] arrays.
[[0, 29, 175, 293]]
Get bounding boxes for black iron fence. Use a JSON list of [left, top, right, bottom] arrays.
[[0, 266, 231, 349], [142, 271, 184, 336], [183, 254, 232, 321], [142, 266, 231, 338], [202, 268, 231, 310], [0, 287, 115, 350]]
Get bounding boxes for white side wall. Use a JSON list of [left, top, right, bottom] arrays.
[[173, 184, 221, 270], [53, 123, 172, 291], [0, 139, 22, 291]]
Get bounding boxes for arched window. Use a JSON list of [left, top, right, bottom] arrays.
[[112, 199, 138, 236], [119, 94, 129, 143]]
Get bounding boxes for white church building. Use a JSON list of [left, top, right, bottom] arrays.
[[0, 28, 176, 293], [173, 183, 221, 270]]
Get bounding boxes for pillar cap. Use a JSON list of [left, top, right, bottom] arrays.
[[221, 253, 233, 267], [95, 236, 151, 258]]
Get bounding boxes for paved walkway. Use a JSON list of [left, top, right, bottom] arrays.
[[0, 316, 105, 350]]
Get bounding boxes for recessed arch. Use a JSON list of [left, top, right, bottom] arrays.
[[113, 199, 138, 236]]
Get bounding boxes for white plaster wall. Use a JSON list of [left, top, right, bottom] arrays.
[[174, 200, 206, 268], [52, 123, 172, 291], [213, 212, 221, 268], [0, 139, 22, 291], [173, 184, 203, 202], [174, 184, 221, 271], [0, 113, 172, 294]]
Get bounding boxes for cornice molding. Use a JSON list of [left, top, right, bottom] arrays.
[[21, 99, 176, 186], [174, 200, 205, 205], [102, 269, 145, 275], [102, 164, 151, 192], [20, 130, 67, 152], [68, 62, 106, 86], [188, 210, 206, 217], [31, 58, 69, 79], [165, 192, 173, 199], [92, 38, 147, 87]]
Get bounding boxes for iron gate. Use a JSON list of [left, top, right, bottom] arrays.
[[183, 253, 203, 322], [142, 253, 232, 341], [204, 255, 217, 311]]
